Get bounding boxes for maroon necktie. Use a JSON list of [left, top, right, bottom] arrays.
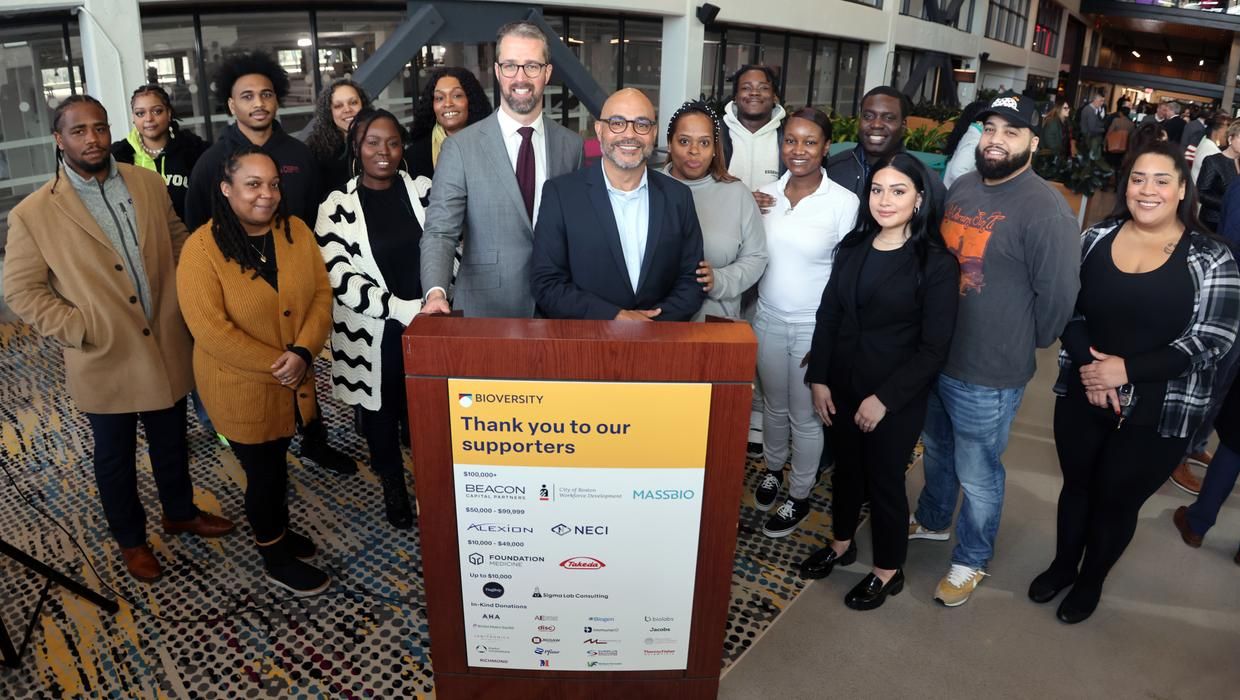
[[516, 126, 535, 221]]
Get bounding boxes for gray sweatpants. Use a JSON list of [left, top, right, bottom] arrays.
[[754, 309, 822, 500]]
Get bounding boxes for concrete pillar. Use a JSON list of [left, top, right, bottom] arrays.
[[77, 0, 146, 134], [656, 11, 704, 148], [1222, 35, 1240, 114], [862, 41, 890, 94]]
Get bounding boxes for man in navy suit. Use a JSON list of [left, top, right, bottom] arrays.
[[531, 88, 705, 321]]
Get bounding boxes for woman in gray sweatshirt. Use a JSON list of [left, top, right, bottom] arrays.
[[662, 100, 768, 321]]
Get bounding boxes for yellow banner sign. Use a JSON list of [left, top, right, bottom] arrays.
[[448, 379, 710, 469]]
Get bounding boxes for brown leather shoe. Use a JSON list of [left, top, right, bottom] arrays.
[[1172, 506, 1203, 548], [1187, 450, 1214, 466], [1169, 462, 1203, 496], [161, 512, 236, 538], [121, 545, 162, 582]]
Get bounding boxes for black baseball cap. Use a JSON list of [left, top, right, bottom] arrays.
[[976, 91, 1040, 135]]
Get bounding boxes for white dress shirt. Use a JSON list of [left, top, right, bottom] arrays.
[[601, 166, 651, 291], [495, 106, 550, 227]]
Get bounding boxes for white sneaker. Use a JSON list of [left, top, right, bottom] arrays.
[[908, 514, 950, 541], [934, 564, 988, 607]]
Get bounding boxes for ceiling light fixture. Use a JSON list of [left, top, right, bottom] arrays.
[[1131, 50, 1141, 58], [1167, 55, 1173, 62], [297, 37, 312, 48], [1200, 59, 1206, 66]]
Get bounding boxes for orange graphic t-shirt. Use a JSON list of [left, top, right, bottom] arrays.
[[941, 203, 1007, 295]]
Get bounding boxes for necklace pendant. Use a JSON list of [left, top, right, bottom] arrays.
[[258, 253, 268, 263]]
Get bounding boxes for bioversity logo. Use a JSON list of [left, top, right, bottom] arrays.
[[560, 556, 606, 570], [458, 393, 474, 408]]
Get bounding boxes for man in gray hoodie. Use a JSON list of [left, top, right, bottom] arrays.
[[721, 64, 787, 452]]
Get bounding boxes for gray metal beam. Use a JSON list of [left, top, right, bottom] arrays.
[[1078, 66, 1224, 100], [352, 4, 446, 99], [1080, 0, 1240, 32], [525, 9, 608, 118]]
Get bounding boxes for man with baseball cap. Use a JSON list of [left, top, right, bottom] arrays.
[[908, 91, 1081, 607]]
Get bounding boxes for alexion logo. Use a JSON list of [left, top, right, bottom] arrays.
[[458, 393, 474, 408], [560, 556, 605, 570]]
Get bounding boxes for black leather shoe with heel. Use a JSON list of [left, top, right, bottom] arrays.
[[845, 569, 905, 610], [797, 541, 857, 580]]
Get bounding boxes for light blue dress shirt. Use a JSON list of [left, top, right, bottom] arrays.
[[601, 166, 650, 292]]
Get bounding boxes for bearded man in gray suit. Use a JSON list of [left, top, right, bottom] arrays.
[[420, 21, 585, 317]]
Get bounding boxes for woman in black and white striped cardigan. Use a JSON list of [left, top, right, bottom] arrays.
[[314, 108, 430, 529]]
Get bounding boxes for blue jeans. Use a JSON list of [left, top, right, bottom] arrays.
[[1186, 441, 1240, 536], [914, 374, 1025, 570]]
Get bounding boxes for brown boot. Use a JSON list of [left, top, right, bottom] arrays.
[[1172, 506, 1203, 548], [1169, 462, 1203, 496], [161, 511, 236, 538], [121, 545, 162, 582]]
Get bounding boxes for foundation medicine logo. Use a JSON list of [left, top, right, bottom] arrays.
[[458, 393, 474, 408]]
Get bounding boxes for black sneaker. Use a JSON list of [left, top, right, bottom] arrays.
[[754, 470, 783, 511], [298, 432, 358, 476], [380, 471, 414, 529], [266, 559, 331, 596], [258, 538, 330, 596], [285, 529, 317, 560], [762, 498, 811, 538]]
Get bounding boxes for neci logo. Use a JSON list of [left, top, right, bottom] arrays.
[[560, 556, 605, 570]]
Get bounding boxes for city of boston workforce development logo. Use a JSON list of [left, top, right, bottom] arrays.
[[458, 393, 474, 408]]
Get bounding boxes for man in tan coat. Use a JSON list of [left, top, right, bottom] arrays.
[[3, 96, 234, 583]]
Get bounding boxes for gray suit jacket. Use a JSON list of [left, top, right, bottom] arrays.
[[420, 112, 584, 317]]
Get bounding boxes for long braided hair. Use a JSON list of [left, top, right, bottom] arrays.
[[50, 94, 107, 193], [209, 145, 291, 278]]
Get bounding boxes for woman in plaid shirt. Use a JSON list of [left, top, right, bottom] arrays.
[[1035, 140, 1240, 624]]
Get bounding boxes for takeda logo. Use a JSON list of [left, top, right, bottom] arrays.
[[559, 557, 606, 571]]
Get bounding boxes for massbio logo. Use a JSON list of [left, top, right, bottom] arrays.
[[559, 556, 606, 570], [632, 489, 695, 500]]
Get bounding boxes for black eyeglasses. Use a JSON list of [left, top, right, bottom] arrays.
[[497, 62, 547, 78], [603, 116, 656, 135]]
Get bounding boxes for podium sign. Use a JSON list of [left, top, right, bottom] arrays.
[[449, 379, 709, 672]]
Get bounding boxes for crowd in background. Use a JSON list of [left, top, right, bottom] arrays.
[[3, 20, 1239, 624]]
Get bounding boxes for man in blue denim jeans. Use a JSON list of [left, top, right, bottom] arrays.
[[907, 92, 1080, 607]]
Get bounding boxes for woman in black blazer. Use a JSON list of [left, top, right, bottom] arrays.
[[797, 153, 960, 610]]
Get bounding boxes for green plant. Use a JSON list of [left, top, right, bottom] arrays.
[[1036, 150, 1114, 197], [830, 115, 859, 143], [910, 101, 961, 123], [904, 124, 948, 154], [975, 88, 1000, 103]]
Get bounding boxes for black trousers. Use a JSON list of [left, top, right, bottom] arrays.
[[358, 320, 409, 478], [829, 387, 926, 570], [1050, 391, 1188, 590], [229, 436, 293, 543], [85, 397, 197, 548]]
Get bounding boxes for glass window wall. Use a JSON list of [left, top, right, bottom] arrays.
[[1, 17, 79, 247]]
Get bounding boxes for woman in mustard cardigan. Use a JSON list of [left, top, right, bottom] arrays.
[[177, 145, 333, 596]]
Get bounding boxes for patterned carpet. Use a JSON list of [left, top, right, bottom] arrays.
[[0, 321, 857, 698]]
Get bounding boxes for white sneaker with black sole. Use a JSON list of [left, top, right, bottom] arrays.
[[762, 498, 811, 538], [754, 469, 783, 511]]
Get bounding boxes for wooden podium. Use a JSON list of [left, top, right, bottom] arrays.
[[404, 316, 756, 699]]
